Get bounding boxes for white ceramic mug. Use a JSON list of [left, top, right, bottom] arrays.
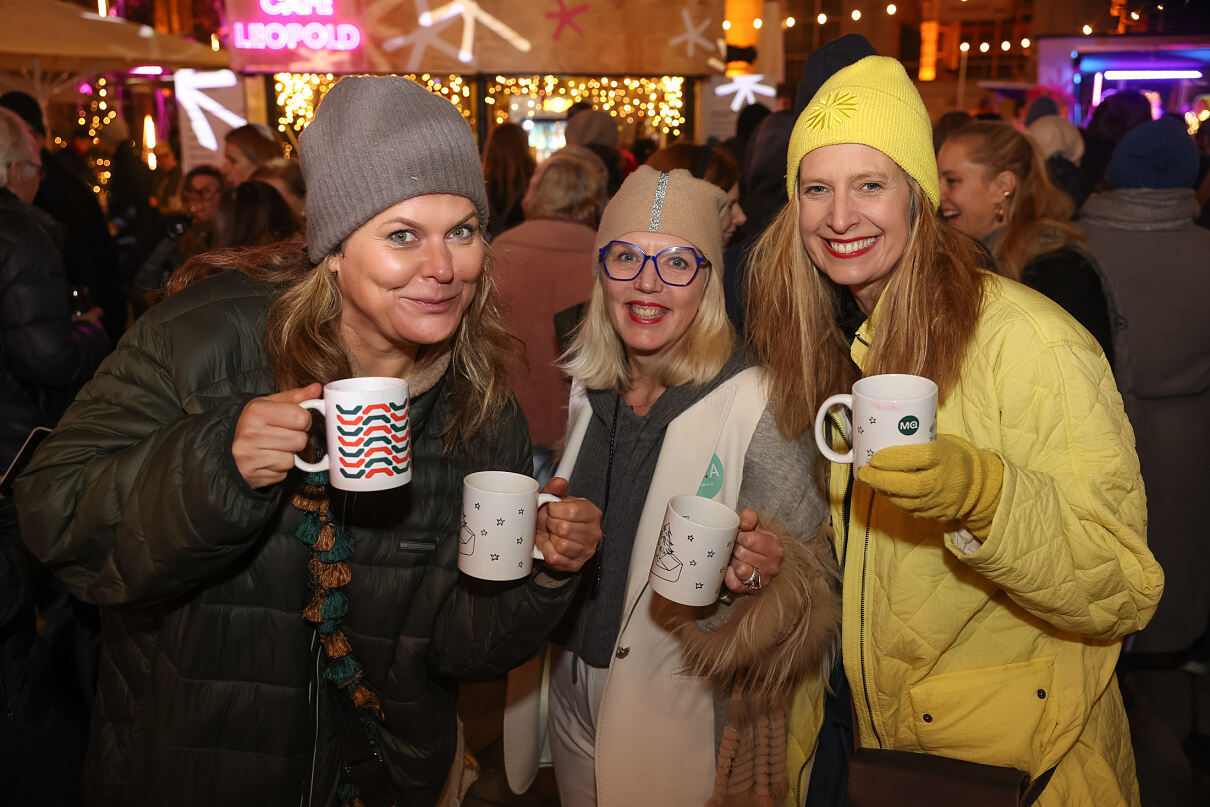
[[459, 471, 561, 581], [648, 495, 742, 607], [813, 373, 937, 470], [293, 377, 412, 492]]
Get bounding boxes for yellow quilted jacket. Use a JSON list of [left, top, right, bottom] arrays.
[[787, 274, 1164, 807]]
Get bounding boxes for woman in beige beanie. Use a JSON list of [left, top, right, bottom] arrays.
[[16, 75, 603, 807], [746, 55, 1160, 805], [505, 165, 839, 807]]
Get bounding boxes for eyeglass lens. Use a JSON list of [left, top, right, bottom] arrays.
[[602, 242, 700, 286]]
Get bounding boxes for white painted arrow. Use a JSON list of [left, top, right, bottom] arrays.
[[173, 69, 247, 152]]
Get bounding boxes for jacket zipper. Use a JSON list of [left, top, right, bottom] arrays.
[[857, 491, 882, 748], [304, 630, 321, 807], [793, 412, 863, 805]]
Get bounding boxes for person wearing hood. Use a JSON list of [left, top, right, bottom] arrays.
[[1026, 113, 1088, 210], [565, 109, 625, 196]]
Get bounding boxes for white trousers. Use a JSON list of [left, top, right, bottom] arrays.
[[546, 645, 611, 807]]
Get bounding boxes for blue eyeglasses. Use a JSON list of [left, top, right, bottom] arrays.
[[599, 240, 707, 287]]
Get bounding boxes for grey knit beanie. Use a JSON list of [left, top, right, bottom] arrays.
[[300, 75, 489, 262]]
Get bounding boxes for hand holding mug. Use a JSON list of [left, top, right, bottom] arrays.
[[534, 476, 603, 574], [723, 508, 785, 595], [233, 383, 321, 489], [814, 374, 938, 470]]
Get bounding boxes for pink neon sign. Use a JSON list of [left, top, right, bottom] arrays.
[[227, 0, 366, 72], [232, 0, 361, 52], [232, 21, 360, 51]]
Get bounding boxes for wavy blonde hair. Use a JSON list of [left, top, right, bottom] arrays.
[[562, 252, 735, 392], [746, 180, 986, 440], [170, 237, 515, 452]]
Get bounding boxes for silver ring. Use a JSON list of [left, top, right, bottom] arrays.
[[743, 568, 762, 592]]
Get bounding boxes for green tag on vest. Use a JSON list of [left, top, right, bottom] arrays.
[[696, 453, 724, 498]]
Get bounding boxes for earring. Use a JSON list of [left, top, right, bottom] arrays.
[[995, 190, 1011, 224]]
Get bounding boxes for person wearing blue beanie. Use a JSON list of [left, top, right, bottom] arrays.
[[1108, 116, 1199, 190], [1079, 113, 1210, 807]]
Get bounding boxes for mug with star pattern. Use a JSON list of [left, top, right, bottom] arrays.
[[459, 471, 561, 581], [813, 374, 937, 470], [648, 495, 741, 607]]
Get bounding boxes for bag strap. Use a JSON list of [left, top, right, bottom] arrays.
[[1021, 766, 1056, 807], [331, 688, 399, 807]]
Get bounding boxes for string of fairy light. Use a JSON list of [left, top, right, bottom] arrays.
[[69, 75, 118, 195], [273, 72, 474, 134], [485, 75, 685, 136], [273, 73, 685, 138]]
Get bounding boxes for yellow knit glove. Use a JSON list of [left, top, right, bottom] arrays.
[[856, 434, 1004, 538]]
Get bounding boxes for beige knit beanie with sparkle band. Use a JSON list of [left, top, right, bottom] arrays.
[[300, 75, 490, 263], [786, 55, 939, 209], [595, 166, 728, 276]]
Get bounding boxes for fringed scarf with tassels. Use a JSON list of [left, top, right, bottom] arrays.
[[294, 469, 383, 807], [293, 346, 453, 807]]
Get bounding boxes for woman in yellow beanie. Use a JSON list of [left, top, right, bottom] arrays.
[[505, 165, 840, 807], [745, 55, 1162, 806]]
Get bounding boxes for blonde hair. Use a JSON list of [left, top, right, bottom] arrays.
[[948, 122, 1083, 280], [169, 238, 515, 452], [523, 151, 605, 227], [563, 253, 735, 392], [746, 180, 985, 439]]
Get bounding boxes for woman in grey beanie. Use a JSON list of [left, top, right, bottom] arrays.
[[15, 75, 602, 807]]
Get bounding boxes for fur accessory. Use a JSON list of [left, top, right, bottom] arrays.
[[668, 522, 841, 806]]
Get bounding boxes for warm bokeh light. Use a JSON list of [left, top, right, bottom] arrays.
[[979, 42, 990, 53], [1001, 40, 1010, 51], [1131, 11, 1140, 20], [1082, 24, 1093, 35], [1021, 37, 1031, 48], [960, 42, 971, 52], [817, 12, 827, 24], [785, 16, 796, 27], [886, 4, 897, 14], [851, 10, 862, 21], [753, 17, 762, 29], [722, 20, 731, 30]]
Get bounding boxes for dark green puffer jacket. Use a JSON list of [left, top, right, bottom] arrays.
[[14, 271, 579, 807]]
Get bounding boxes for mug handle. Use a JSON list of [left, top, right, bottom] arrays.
[[293, 398, 329, 473], [814, 394, 855, 464], [532, 492, 562, 561]]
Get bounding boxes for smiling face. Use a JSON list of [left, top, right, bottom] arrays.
[[797, 143, 914, 314], [601, 230, 709, 374], [937, 137, 1015, 240], [334, 193, 484, 371]]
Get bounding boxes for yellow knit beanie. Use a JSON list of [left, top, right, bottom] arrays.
[[786, 55, 939, 209]]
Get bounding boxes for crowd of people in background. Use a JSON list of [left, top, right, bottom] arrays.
[[1, 29, 1208, 806]]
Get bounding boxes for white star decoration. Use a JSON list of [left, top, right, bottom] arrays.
[[668, 7, 712, 58], [380, 0, 461, 71], [419, 0, 531, 63], [714, 74, 776, 112]]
